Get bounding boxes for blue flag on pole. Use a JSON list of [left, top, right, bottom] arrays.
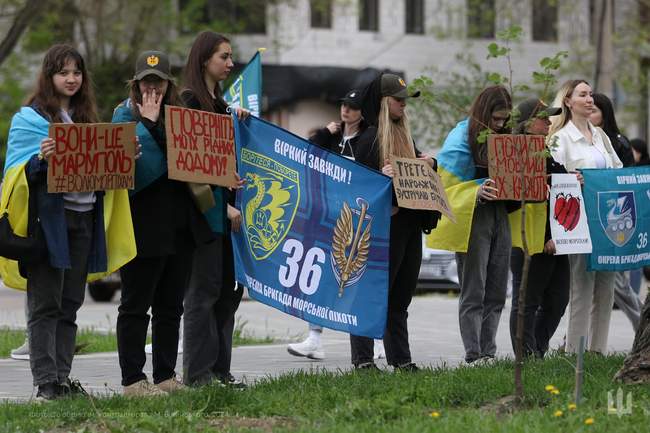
[[232, 115, 392, 338], [224, 51, 262, 117], [582, 166, 650, 270]]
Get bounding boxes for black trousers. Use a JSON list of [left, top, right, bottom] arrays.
[[350, 209, 422, 366], [117, 245, 194, 386], [183, 233, 243, 385], [509, 247, 570, 358], [26, 210, 93, 386]]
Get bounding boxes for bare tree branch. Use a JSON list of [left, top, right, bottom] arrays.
[[0, 0, 51, 66]]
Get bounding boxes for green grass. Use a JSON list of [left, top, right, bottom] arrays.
[[1, 320, 273, 359], [1, 354, 649, 432]]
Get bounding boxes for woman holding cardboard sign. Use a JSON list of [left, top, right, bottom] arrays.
[[549, 80, 622, 354], [347, 73, 435, 371], [431, 85, 516, 365], [112, 50, 214, 396], [0, 44, 136, 401], [181, 31, 249, 388]]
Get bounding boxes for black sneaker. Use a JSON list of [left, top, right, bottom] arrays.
[[219, 373, 247, 390], [394, 362, 419, 373], [59, 378, 88, 398], [354, 362, 380, 371], [35, 382, 59, 402]]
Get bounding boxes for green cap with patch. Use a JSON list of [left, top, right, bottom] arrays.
[[380, 74, 420, 99], [134, 50, 172, 81]]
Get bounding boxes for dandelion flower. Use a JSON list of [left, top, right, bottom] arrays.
[[430, 411, 440, 419], [568, 403, 577, 411], [545, 385, 555, 391], [584, 418, 594, 425], [551, 389, 560, 395], [554, 410, 563, 417]]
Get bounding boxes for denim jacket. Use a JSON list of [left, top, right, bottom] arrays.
[[24, 132, 107, 272]]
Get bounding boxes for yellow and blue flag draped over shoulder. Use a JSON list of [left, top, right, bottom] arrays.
[[0, 107, 136, 290], [232, 114, 392, 338], [426, 118, 545, 254], [224, 51, 262, 117]]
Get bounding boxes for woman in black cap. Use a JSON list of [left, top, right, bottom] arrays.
[[286, 89, 386, 361], [112, 50, 214, 396], [309, 89, 367, 158], [349, 73, 434, 371]]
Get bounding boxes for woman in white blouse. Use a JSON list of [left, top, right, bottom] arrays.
[[548, 79, 622, 354]]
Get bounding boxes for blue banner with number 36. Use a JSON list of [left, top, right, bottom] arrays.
[[582, 166, 650, 271], [232, 114, 392, 338]]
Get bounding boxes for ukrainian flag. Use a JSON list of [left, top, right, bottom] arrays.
[[0, 107, 136, 290], [426, 119, 546, 254]]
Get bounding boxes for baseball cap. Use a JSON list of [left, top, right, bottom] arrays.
[[340, 89, 362, 109], [133, 50, 172, 81], [380, 73, 420, 99], [517, 98, 561, 123]]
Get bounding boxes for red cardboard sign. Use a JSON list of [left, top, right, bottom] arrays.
[[487, 134, 547, 201], [47, 122, 136, 193], [164, 105, 237, 187]]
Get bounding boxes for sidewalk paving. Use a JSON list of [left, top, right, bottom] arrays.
[[0, 284, 637, 402]]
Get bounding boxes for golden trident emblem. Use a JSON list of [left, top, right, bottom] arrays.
[[331, 199, 371, 297]]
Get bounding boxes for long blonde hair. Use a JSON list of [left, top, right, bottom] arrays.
[[548, 79, 590, 137], [377, 96, 416, 164]]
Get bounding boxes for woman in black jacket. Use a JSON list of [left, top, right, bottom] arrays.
[[310, 89, 367, 158], [181, 31, 248, 388], [113, 50, 214, 396], [349, 73, 434, 371]]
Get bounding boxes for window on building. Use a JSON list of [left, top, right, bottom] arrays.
[[179, 0, 266, 34], [359, 0, 379, 31], [532, 0, 557, 41], [405, 0, 424, 34], [467, 0, 495, 39], [311, 0, 332, 28]]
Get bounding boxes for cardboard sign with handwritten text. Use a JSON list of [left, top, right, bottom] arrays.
[[47, 122, 136, 193], [390, 156, 456, 223], [487, 134, 547, 201], [164, 105, 237, 187]]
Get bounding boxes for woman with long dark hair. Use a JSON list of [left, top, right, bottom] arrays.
[[0, 44, 136, 400], [590, 93, 642, 332], [113, 50, 214, 396], [432, 85, 515, 364], [181, 31, 248, 387]]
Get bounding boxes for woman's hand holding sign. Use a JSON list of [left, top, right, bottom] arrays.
[[39, 137, 55, 160], [478, 178, 499, 203]]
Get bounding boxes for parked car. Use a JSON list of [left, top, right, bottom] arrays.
[[417, 236, 460, 292]]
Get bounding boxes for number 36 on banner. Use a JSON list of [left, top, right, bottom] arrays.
[[278, 239, 326, 295]]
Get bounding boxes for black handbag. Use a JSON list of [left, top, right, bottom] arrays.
[[0, 181, 46, 262]]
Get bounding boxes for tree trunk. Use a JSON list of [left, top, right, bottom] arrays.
[[615, 292, 650, 383], [0, 0, 50, 66]]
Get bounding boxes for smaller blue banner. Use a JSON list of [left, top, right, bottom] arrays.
[[583, 166, 650, 270], [224, 51, 262, 117]]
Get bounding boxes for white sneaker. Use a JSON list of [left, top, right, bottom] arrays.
[[287, 338, 325, 360], [373, 340, 385, 360], [10, 339, 30, 360]]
